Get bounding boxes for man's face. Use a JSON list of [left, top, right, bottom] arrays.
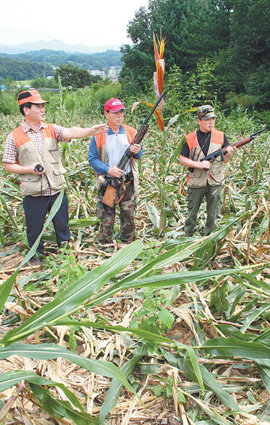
[[197, 117, 215, 133], [105, 110, 125, 128], [24, 103, 45, 123]]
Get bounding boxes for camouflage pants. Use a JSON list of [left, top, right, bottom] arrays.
[[96, 181, 137, 245], [185, 184, 222, 236]]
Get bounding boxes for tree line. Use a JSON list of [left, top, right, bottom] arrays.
[[119, 0, 270, 110], [0, 49, 122, 81]]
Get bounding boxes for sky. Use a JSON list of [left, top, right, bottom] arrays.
[[0, 0, 149, 47]]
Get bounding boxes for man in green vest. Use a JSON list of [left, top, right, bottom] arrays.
[[3, 89, 108, 263], [180, 105, 236, 236], [88, 98, 143, 250]]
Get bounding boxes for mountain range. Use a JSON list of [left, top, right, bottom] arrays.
[[0, 39, 121, 55]]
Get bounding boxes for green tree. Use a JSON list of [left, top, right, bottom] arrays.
[[230, 0, 270, 107], [121, 0, 270, 108], [120, 0, 232, 94], [31, 77, 58, 89], [55, 64, 93, 88]]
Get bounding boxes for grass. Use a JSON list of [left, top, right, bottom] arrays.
[[0, 88, 269, 424]]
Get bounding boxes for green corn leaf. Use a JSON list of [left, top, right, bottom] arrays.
[[120, 267, 257, 290], [0, 193, 19, 229], [0, 180, 21, 197], [186, 346, 205, 395], [88, 265, 259, 309], [164, 114, 180, 134], [30, 384, 100, 425], [1, 240, 143, 345], [202, 337, 270, 367], [199, 364, 239, 411], [165, 139, 185, 176], [181, 389, 235, 425], [144, 200, 160, 229], [100, 347, 146, 424], [69, 217, 99, 228], [0, 343, 136, 395], [0, 371, 84, 412], [240, 303, 270, 333], [155, 178, 175, 211], [257, 365, 270, 393], [121, 214, 249, 284], [238, 272, 270, 295], [56, 319, 176, 346]]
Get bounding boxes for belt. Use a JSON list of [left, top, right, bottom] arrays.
[[105, 171, 133, 184]]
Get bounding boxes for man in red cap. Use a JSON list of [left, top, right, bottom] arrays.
[[88, 97, 143, 250], [3, 89, 108, 262]]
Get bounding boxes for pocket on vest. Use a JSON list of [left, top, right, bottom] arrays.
[[20, 174, 41, 182]]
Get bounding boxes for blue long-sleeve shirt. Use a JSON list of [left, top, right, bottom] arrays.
[[88, 125, 143, 176]]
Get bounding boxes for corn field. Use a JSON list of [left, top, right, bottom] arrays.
[[0, 88, 269, 425]]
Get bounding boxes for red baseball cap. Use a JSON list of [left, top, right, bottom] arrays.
[[17, 89, 49, 106], [104, 98, 125, 112]]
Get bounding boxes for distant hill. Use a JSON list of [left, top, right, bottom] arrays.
[[0, 49, 123, 81], [0, 56, 54, 81], [0, 39, 121, 54], [0, 49, 123, 69]]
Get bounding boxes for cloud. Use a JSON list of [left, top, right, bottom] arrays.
[[0, 0, 149, 46]]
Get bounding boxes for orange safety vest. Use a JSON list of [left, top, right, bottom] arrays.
[[12, 124, 56, 149], [94, 125, 139, 191], [185, 129, 225, 187], [94, 124, 136, 148], [11, 123, 66, 197]]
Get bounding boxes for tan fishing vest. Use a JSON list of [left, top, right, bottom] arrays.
[[186, 129, 225, 187], [94, 124, 139, 191], [12, 124, 66, 197]]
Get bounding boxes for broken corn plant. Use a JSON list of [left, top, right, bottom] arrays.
[[0, 82, 270, 424], [0, 226, 266, 424]]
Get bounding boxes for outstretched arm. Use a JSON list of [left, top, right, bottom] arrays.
[[62, 124, 108, 140]]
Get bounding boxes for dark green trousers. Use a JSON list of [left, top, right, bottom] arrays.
[[185, 184, 222, 236]]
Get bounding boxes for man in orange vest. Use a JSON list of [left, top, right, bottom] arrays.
[[88, 98, 143, 250], [3, 89, 108, 262], [180, 105, 236, 236]]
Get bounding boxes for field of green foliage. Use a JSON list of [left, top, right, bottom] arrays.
[[0, 86, 269, 425]]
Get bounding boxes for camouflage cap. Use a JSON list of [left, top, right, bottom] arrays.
[[197, 105, 216, 120]]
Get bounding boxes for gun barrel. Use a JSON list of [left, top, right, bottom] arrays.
[[250, 128, 265, 138], [116, 93, 164, 171], [229, 128, 265, 151], [141, 92, 164, 126]]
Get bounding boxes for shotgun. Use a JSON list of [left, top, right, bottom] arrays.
[[201, 128, 265, 162], [102, 92, 164, 208]]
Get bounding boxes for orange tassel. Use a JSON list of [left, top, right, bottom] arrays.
[[153, 33, 160, 63]]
